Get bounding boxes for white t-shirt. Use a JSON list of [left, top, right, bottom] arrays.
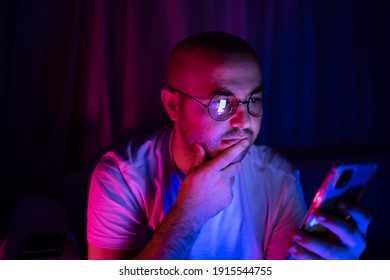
[[87, 127, 307, 259]]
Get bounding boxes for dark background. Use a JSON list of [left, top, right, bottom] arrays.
[[1, 0, 389, 259]]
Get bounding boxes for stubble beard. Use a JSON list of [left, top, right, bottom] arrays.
[[177, 123, 257, 168], [201, 128, 255, 163]]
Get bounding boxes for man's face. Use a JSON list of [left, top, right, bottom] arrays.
[[173, 52, 263, 162]]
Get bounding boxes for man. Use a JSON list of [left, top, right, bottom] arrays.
[[87, 31, 370, 259]]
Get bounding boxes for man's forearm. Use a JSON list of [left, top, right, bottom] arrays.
[[134, 204, 202, 259]]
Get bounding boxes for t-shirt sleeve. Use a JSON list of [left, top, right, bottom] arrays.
[[264, 170, 307, 260], [87, 153, 151, 250]]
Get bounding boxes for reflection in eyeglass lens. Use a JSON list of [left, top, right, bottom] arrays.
[[217, 99, 227, 114]]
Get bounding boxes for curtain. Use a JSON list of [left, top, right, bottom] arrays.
[[1, 0, 389, 237]]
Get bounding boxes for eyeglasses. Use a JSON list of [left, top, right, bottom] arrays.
[[167, 85, 270, 121]]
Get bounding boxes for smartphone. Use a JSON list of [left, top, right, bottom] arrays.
[[301, 160, 379, 238]]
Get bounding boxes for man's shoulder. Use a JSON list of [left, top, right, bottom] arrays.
[[99, 126, 173, 171], [246, 144, 297, 177]]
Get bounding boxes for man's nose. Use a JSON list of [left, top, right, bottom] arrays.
[[229, 104, 251, 129]]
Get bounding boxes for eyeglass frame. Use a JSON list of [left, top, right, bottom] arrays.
[[167, 85, 270, 121]]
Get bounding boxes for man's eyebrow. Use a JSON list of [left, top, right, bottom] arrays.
[[210, 86, 264, 97], [250, 86, 264, 94], [212, 90, 234, 96]]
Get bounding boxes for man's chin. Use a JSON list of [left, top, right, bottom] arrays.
[[208, 142, 251, 163]]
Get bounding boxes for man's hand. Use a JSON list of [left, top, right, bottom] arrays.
[[287, 201, 371, 259], [131, 139, 250, 259], [174, 139, 250, 229]]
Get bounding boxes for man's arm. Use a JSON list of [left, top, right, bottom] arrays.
[[88, 139, 250, 259], [88, 244, 141, 259], [87, 203, 199, 259]]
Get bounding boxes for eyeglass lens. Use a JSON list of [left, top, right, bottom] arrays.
[[208, 92, 264, 121]]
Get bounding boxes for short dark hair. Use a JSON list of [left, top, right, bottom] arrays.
[[171, 31, 257, 58]]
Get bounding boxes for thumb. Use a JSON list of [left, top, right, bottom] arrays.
[[191, 143, 207, 169]]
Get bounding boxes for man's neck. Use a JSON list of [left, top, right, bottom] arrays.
[[171, 128, 193, 174]]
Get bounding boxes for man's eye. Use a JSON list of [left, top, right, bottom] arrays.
[[250, 97, 261, 103]]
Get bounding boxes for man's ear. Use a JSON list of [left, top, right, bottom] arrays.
[[161, 88, 179, 121]]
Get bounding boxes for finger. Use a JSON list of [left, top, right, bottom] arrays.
[[336, 200, 371, 235], [214, 163, 242, 191], [208, 139, 249, 171], [220, 161, 243, 177], [314, 209, 366, 251], [292, 230, 349, 260], [287, 242, 322, 260]]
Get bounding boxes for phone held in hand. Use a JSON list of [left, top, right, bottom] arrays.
[[300, 160, 379, 238]]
